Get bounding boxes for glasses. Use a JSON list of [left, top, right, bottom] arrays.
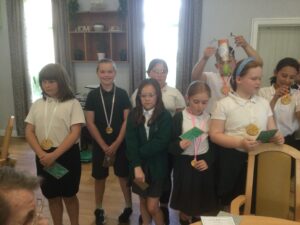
[[151, 69, 167, 75], [31, 198, 44, 225], [140, 93, 156, 98]]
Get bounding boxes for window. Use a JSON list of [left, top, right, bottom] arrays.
[[24, 0, 55, 102], [143, 0, 181, 87]]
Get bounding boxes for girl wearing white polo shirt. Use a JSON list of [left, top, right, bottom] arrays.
[[259, 57, 300, 148], [209, 58, 284, 207], [25, 64, 85, 225]]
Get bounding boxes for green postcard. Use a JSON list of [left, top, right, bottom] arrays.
[[44, 162, 69, 179], [180, 127, 204, 141], [256, 129, 278, 143]]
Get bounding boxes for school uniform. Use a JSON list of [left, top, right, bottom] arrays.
[[125, 109, 172, 198], [169, 109, 215, 216], [131, 84, 185, 205], [211, 92, 273, 205], [85, 85, 131, 179], [25, 97, 85, 198], [259, 86, 300, 148]]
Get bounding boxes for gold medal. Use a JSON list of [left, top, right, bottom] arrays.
[[281, 94, 291, 105], [191, 159, 196, 167], [106, 127, 113, 134], [40, 139, 53, 150], [246, 124, 259, 136], [221, 85, 230, 95]]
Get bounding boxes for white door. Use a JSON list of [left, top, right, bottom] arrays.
[[251, 18, 300, 87]]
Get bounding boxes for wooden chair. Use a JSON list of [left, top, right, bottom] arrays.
[[230, 143, 300, 221], [0, 116, 16, 167]]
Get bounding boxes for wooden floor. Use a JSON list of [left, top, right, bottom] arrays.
[[6, 137, 181, 225]]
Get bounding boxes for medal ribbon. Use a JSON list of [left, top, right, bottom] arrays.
[[188, 110, 206, 161], [220, 74, 231, 94], [44, 98, 58, 140], [99, 84, 116, 129]]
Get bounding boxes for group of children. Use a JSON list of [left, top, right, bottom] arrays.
[[24, 34, 300, 225]]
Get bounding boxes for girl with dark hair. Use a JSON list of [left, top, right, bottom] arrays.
[[25, 63, 85, 225], [126, 78, 172, 225], [169, 81, 215, 225], [259, 57, 300, 148], [209, 58, 284, 208], [131, 59, 185, 224]]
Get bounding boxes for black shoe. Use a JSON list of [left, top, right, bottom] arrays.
[[160, 206, 170, 225], [118, 207, 133, 223], [94, 208, 105, 225], [138, 214, 143, 225]]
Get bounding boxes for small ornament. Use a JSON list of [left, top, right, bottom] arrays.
[[105, 126, 113, 134], [191, 159, 196, 167], [40, 139, 53, 150], [246, 124, 259, 136], [281, 94, 291, 105]]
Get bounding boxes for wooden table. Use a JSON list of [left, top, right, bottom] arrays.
[[191, 215, 300, 225]]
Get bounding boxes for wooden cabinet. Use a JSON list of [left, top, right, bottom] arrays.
[[69, 11, 128, 62]]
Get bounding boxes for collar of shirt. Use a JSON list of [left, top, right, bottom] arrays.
[[46, 96, 58, 103], [143, 108, 154, 117], [229, 92, 257, 106], [161, 84, 168, 92], [100, 83, 115, 94]]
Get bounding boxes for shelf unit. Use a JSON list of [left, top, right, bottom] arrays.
[[69, 11, 128, 62]]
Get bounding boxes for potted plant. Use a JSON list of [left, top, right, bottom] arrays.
[[68, 0, 79, 25], [118, 0, 127, 18]]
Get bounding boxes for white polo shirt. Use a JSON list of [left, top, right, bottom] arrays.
[[131, 84, 186, 116], [259, 86, 300, 136], [211, 92, 273, 152], [25, 97, 85, 147], [202, 72, 231, 113], [181, 109, 209, 156]]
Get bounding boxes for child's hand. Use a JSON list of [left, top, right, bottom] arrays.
[[234, 35, 248, 48], [106, 142, 119, 156], [179, 139, 192, 150], [194, 160, 208, 171], [270, 132, 285, 145], [100, 143, 109, 154], [134, 166, 145, 182], [39, 152, 56, 167], [274, 85, 289, 99], [241, 138, 259, 152], [203, 47, 216, 60]]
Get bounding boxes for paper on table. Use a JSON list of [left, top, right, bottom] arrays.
[[180, 127, 204, 141], [217, 211, 241, 225], [201, 216, 236, 225]]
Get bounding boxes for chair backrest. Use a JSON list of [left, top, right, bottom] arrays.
[[243, 143, 300, 221], [1, 116, 15, 160]]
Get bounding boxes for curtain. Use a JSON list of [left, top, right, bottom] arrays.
[[6, 0, 31, 136], [51, 0, 76, 91], [128, 0, 145, 94], [176, 0, 202, 94]]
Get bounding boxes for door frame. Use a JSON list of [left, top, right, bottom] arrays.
[[250, 17, 300, 49]]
